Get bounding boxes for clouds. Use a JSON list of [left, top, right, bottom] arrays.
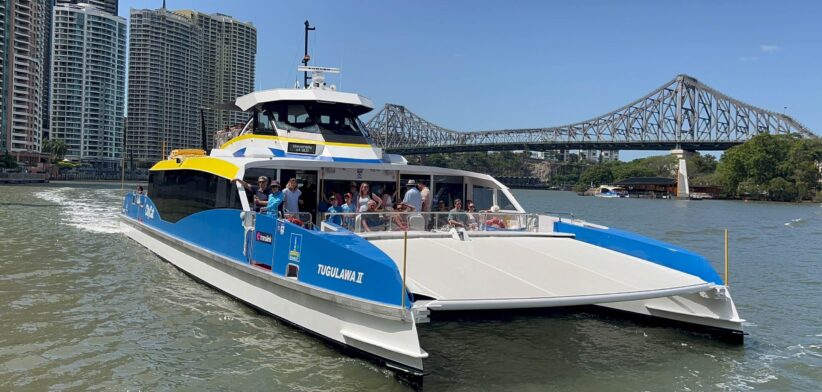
[[760, 44, 781, 53], [739, 44, 782, 62]]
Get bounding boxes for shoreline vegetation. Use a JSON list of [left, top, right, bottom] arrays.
[[409, 134, 822, 203]]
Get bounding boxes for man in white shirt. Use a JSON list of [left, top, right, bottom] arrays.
[[402, 179, 423, 212]]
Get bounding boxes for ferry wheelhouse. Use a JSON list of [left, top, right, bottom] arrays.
[[120, 67, 743, 382]]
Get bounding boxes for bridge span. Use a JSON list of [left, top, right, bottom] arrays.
[[365, 74, 814, 155]]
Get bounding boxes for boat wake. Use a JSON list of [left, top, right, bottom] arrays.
[[35, 187, 124, 234]]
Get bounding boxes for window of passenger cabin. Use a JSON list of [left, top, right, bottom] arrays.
[[472, 186, 494, 211], [148, 170, 243, 223], [432, 175, 464, 210], [497, 190, 517, 211]]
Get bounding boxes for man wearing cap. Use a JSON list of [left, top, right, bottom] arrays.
[[402, 179, 423, 213], [325, 193, 343, 226], [232, 176, 271, 212]]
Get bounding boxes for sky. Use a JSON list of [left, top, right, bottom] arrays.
[[119, 0, 822, 160]]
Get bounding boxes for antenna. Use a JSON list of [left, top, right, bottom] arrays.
[[302, 20, 316, 89]]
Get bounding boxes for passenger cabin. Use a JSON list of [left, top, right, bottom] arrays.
[[148, 67, 522, 228]]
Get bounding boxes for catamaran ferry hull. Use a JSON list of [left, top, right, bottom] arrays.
[[119, 215, 428, 377]]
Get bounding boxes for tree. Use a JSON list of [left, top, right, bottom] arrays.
[[717, 133, 822, 201], [766, 177, 798, 202], [578, 165, 614, 188], [42, 139, 68, 163], [0, 153, 18, 169]]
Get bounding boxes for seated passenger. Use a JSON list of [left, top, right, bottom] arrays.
[[390, 202, 415, 231], [484, 205, 506, 229], [361, 200, 384, 232], [261, 181, 283, 217], [465, 200, 478, 230], [447, 198, 469, 228]]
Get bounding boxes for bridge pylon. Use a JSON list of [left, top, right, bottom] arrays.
[[671, 148, 695, 199]]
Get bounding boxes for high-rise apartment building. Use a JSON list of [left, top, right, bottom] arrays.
[[0, 0, 50, 158], [126, 7, 256, 163], [50, 3, 126, 167], [175, 10, 256, 148], [55, 0, 118, 16], [127, 8, 202, 163]]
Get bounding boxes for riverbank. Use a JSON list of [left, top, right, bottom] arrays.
[[0, 173, 48, 184]]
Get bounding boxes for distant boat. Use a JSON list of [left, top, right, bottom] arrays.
[[593, 185, 629, 198]]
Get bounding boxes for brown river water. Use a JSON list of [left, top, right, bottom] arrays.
[[0, 183, 820, 391]]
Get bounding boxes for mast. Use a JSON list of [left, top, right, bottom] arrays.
[[302, 20, 315, 88]]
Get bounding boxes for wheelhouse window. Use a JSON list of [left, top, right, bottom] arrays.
[[255, 110, 277, 135], [259, 102, 367, 138], [148, 170, 242, 223]]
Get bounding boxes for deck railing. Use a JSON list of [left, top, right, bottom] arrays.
[[321, 211, 540, 233]]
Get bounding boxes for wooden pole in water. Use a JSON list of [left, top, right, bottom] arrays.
[[401, 230, 408, 310], [724, 229, 729, 286]]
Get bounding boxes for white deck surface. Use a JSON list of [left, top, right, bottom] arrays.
[[370, 235, 709, 305]]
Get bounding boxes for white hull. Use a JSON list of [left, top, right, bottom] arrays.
[[120, 217, 427, 373]]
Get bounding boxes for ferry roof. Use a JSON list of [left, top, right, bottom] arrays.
[[235, 88, 374, 115]]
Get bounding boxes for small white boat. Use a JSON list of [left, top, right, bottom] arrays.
[[594, 185, 629, 198], [120, 66, 743, 385]]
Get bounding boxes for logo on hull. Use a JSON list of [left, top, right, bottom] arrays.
[[288, 233, 302, 262], [255, 231, 273, 244]]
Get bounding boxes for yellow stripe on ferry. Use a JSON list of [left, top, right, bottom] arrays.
[[150, 157, 240, 179], [220, 134, 371, 149]]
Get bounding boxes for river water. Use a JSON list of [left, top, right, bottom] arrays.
[[0, 184, 819, 391]]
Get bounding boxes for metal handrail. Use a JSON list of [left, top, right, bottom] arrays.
[[321, 211, 540, 233]]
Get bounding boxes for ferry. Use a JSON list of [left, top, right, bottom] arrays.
[[120, 66, 743, 383]]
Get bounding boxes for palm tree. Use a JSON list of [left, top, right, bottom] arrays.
[[42, 139, 68, 163]]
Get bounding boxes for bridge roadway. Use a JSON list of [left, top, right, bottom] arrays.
[[365, 74, 814, 155]]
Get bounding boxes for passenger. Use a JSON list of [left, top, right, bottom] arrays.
[[465, 200, 478, 230], [381, 192, 394, 211], [232, 176, 271, 211], [348, 182, 358, 199], [283, 178, 302, 213], [261, 181, 284, 217], [325, 194, 343, 226], [390, 202, 415, 231], [341, 193, 355, 228], [401, 179, 423, 212], [447, 199, 469, 228], [361, 200, 384, 232], [484, 205, 506, 229], [357, 182, 382, 212], [418, 180, 431, 213], [433, 199, 449, 229], [135, 185, 145, 206]]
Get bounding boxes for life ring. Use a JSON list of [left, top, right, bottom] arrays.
[[286, 216, 304, 226]]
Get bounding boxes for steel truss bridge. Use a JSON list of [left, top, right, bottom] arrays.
[[365, 74, 814, 154]]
